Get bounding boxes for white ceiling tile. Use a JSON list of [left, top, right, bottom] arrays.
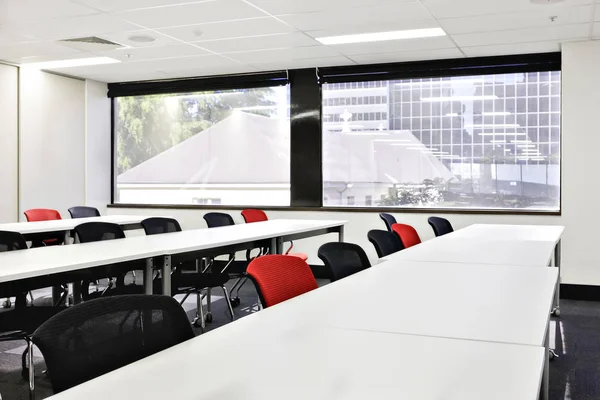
[[248, 55, 355, 70], [323, 36, 457, 56], [0, 0, 97, 24], [440, 5, 593, 35], [116, 0, 268, 28], [72, 0, 209, 12], [2, 13, 140, 41], [0, 30, 35, 46], [99, 30, 181, 48], [227, 45, 342, 63], [452, 23, 590, 47], [156, 17, 294, 42], [422, 0, 592, 19], [349, 48, 463, 64], [461, 41, 562, 57], [593, 22, 600, 36], [278, 2, 431, 31], [594, 4, 600, 20], [93, 44, 209, 61], [246, 0, 406, 15], [0, 41, 81, 63], [195, 32, 320, 53]]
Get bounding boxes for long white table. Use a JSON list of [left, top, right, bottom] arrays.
[[0, 215, 152, 240], [0, 220, 346, 297]]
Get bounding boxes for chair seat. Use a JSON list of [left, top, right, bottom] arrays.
[[288, 252, 308, 261]]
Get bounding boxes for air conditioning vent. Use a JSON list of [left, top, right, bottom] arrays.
[[58, 36, 124, 52]]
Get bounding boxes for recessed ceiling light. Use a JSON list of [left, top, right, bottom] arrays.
[[21, 57, 121, 70], [315, 27, 446, 45], [128, 35, 156, 43]]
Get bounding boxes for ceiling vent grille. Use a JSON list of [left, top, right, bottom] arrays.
[[58, 36, 124, 52]]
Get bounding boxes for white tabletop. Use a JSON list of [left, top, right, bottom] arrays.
[[446, 224, 564, 245], [277, 260, 557, 347], [0, 215, 151, 235], [46, 322, 544, 400], [0, 219, 346, 283], [384, 235, 557, 266]]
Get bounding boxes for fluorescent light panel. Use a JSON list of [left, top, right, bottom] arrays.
[[316, 28, 446, 45], [22, 57, 121, 70]]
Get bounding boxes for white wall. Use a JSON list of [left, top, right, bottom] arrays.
[[85, 80, 111, 215], [0, 63, 18, 223], [19, 69, 86, 219]]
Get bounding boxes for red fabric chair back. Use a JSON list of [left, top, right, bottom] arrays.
[[391, 223, 422, 249], [24, 208, 62, 222], [241, 209, 268, 223], [247, 255, 318, 308]]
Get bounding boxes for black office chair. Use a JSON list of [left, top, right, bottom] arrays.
[[203, 212, 248, 307], [141, 218, 234, 328], [428, 217, 454, 237], [0, 231, 69, 380], [27, 295, 195, 397], [74, 222, 143, 299], [68, 206, 100, 219], [367, 230, 404, 258], [379, 213, 397, 232], [317, 242, 372, 282]]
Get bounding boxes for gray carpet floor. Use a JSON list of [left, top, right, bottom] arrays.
[[0, 281, 598, 400]]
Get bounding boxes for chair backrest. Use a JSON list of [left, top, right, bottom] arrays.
[[391, 223, 422, 248], [141, 217, 182, 235], [246, 255, 318, 308], [428, 216, 454, 237], [68, 206, 101, 219], [31, 295, 194, 394], [241, 209, 268, 223], [203, 212, 234, 228], [24, 209, 61, 222], [317, 242, 371, 282], [0, 231, 28, 252], [379, 213, 397, 232], [367, 230, 404, 258], [74, 222, 125, 243]]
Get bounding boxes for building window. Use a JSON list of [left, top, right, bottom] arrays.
[[322, 72, 561, 211], [115, 85, 291, 206]]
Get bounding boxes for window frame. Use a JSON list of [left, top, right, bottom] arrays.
[[108, 53, 561, 215]]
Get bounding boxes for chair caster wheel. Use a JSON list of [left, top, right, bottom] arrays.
[[551, 308, 561, 317], [230, 297, 241, 307], [2, 298, 12, 308], [549, 350, 559, 361], [205, 312, 213, 323], [192, 318, 204, 328]]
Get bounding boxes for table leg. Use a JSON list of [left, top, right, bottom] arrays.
[[270, 238, 277, 255], [276, 237, 284, 254], [144, 258, 153, 295], [162, 256, 172, 296], [552, 240, 561, 316], [72, 281, 82, 305], [338, 226, 345, 242], [539, 325, 550, 400], [206, 288, 212, 314]]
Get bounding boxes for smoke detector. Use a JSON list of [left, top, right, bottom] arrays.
[[530, 0, 565, 4]]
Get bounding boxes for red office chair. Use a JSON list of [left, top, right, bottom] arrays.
[[246, 255, 318, 308], [241, 209, 309, 261], [391, 223, 422, 249], [23, 208, 64, 247]]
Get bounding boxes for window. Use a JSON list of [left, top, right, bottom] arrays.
[[322, 72, 561, 211], [115, 86, 291, 206]]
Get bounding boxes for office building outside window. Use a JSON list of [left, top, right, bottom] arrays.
[[322, 71, 561, 211], [115, 86, 291, 206]]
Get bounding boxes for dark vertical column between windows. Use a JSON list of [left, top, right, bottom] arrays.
[[110, 99, 116, 204], [290, 68, 323, 207]]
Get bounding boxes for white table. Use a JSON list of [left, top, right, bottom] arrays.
[[45, 316, 545, 400], [0, 220, 346, 297]]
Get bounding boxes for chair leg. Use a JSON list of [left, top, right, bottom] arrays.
[[221, 286, 236, 322], [27, 339, 35, 400], [234, 277, 249, 298], [192, 292, 205, 331]]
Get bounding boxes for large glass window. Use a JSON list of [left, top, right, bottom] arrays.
[[115, 86, 290, 206], [322, 71, 561, 211]]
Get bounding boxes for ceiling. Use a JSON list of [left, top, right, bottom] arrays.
[[0, 0, 597, 82]]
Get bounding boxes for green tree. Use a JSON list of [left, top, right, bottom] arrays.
[[116, 88, 277, 174]]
